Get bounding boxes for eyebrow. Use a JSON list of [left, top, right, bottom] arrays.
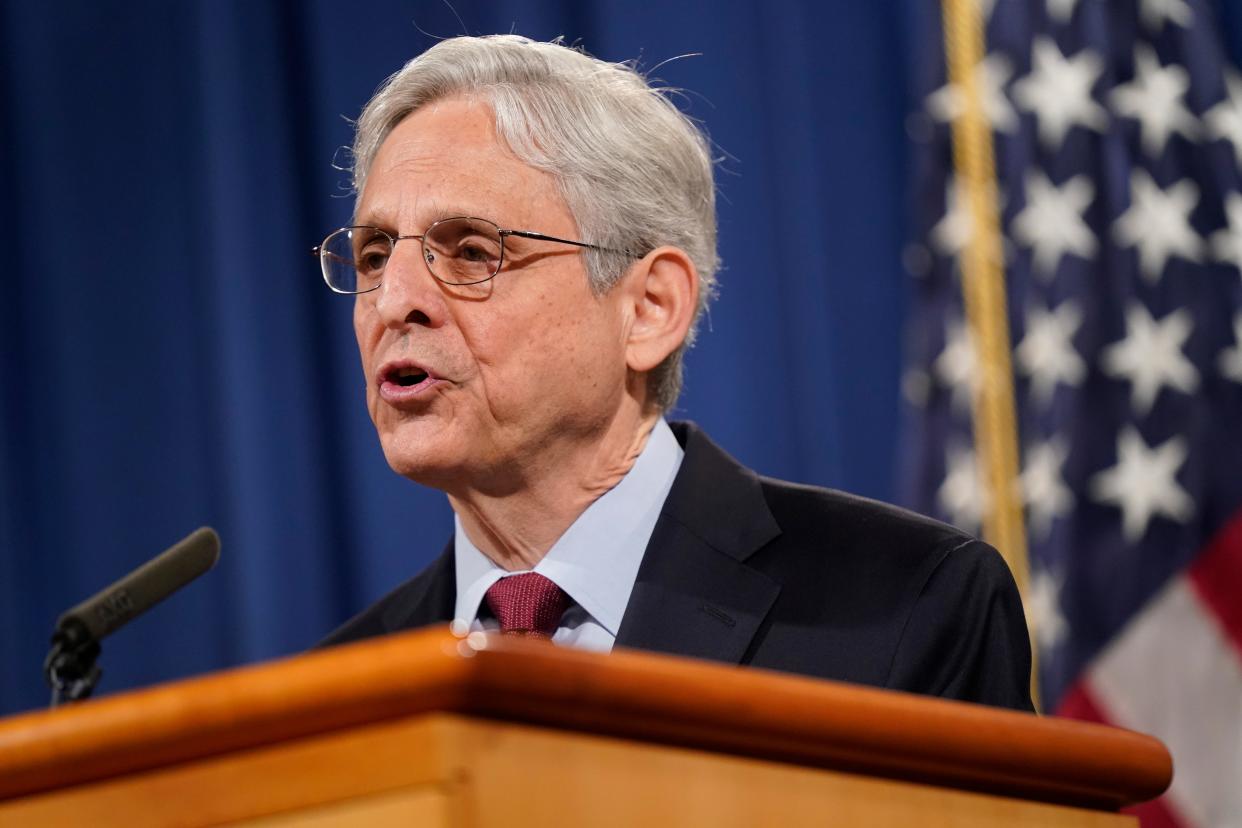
[[350, 205, 397, 231], [351, 203, 492, 231]]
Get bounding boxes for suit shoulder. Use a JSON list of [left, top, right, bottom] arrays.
[[748, 477, 1031, 710], [751, 476, 1021, 623], [757, 475, 976, 557], [318, 547, 455, 648]]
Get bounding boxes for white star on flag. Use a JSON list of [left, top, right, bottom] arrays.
[[1012, 38, 1107, 150], [934, 318, 979, 411], [1205, 71, 1242, 168], [927, 54, 1018, 134], [1112, 170, 1202, 283], [1210, 192, 1242, 273], [1110, 45, 1200, 158], [1012, 171, 1097, 278], [1101, 303, 1199, 415], [1220, 313, 1242, 384], [1139, 0, 1193, 31], [938, 444, 988, 532], [1016, 300, 1086, 405], [931, 177, 973, 258], [1089, 427, 1193, 542], [1046, 0, 1081, 23], [1026, 566, 1069, 654], [1021, 436, 1075, 540]]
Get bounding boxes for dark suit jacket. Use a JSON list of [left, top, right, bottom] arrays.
[[322, 422, 1035, 712]]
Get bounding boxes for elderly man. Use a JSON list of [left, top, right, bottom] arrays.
[[318, 35, 1033, 712]]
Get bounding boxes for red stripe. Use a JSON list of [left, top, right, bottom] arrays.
[[1123, 798, 1189, 828], [1053, 682, 1188, 828], [1053, 679, 1109, 724], [1186, 509, 1242, 661]]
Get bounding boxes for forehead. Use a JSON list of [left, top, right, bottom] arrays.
[[356, 96, 571, 232]]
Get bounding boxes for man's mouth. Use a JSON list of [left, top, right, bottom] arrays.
[[391, 366, 429, 387], [378, 361, 441, 404], [380, 361, 433, 385]]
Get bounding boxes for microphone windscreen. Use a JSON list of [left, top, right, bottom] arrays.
[[57, 526, 221, 642]]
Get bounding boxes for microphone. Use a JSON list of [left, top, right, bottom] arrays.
[[44, 526, 221, 706]]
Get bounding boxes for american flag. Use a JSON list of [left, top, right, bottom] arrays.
[[902, 1, 1242, 825]]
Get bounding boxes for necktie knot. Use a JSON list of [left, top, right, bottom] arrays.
[[484, 573, 570, 638]]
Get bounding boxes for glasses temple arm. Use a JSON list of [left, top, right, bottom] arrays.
[[502, 229, 629, 256], [314, 249, 360, 269]]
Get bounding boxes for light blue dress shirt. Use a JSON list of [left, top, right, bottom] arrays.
[[452, 419, 684, 652]]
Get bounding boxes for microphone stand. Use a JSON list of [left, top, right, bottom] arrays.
[[40, 526, 220, 708]]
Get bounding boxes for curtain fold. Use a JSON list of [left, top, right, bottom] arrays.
[[2, 0, 913, 713]]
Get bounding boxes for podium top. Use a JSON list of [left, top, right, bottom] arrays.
[[0, 627, 1171, 809]]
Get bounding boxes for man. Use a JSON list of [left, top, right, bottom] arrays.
[[318, 34, 1034, 712]]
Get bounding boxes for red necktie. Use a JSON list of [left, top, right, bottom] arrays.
[[484, 573, 571, 638]]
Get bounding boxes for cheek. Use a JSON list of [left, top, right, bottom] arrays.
[[437, 277, 626, 424], [353, 298, 376, 351], [511, 299, 624, 394], [353, 301, 381, 414]]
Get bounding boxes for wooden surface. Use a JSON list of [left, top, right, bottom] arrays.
[[0, 713, 1138, 827], [0, 626, 1172, 813]]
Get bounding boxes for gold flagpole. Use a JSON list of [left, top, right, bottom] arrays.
[[940, 0, 1039, 709]]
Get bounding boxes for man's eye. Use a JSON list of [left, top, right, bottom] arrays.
[[357, 245, 389, 273], [455, 237, 501, 263]]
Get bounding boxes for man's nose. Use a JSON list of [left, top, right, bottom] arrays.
[[372, 241, 446, 328]]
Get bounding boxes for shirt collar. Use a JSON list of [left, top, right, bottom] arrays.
[[453, 419, 684, 636]]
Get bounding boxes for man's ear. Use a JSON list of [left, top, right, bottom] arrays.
[[623, 246, 699, 374]]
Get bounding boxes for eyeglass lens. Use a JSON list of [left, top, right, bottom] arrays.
[[321, 218, 504, 292]]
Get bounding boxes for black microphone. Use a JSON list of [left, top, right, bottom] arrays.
[[44, 526, 221, 706]]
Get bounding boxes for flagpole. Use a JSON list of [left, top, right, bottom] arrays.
[[940, 0, 1039, 709]]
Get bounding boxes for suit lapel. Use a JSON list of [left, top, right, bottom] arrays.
[[615, 422, 782, 664], [381, 540, 457, 632]]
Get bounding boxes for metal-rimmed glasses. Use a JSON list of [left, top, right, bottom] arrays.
[[313, 215, 623, 293]]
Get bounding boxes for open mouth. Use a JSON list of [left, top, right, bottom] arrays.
[[392, 366, 429, 387], [379, 362, 438, 400]]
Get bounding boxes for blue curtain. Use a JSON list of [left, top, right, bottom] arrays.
[[3, 0, 916, 713]]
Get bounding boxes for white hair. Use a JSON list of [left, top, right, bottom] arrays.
[[350, 34, 718, 410]]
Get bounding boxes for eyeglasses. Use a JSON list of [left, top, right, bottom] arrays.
[[313, 215, 622, 293]]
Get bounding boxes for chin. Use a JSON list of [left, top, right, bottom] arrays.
[[372, 415, 452, 476], [379, 427, 506, 495], [380, 438, 459, 486]]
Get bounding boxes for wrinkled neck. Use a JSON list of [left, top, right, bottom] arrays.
[[449, 409, 661, 571]]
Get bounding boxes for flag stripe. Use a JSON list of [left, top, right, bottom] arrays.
[[1055, 679, 1108, 723], [1056, 682, 1188, 828], [1124, 792, 1193, 828], [1088, 578, 1242, 828], [1186, 509, 1242, 661]]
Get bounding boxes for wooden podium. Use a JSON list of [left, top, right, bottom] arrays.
[[0, 627, 1170, 826]]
